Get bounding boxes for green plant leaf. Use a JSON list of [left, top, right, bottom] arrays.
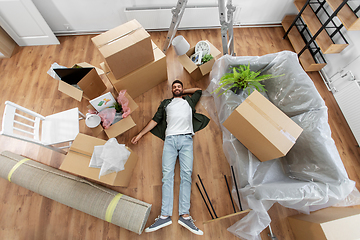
[[212, 62, 283, 96]]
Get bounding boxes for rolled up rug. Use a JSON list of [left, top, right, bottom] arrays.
[[0, 151, 151, 235]]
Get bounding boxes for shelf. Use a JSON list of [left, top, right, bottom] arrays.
[[282, 15, 326, 72], [0, 26, 16, 58], [294, 0, 348, 54], [326, 0, 360, 31]]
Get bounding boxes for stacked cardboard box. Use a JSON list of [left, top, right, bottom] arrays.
[[92, 20, 167, 99]]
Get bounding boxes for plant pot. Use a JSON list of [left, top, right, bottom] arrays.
[[230, 86, 243, 95]]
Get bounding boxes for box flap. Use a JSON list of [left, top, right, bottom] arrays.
[[199, 58, 215, 75], [58, 80, 83, 102], [78, 68, 107, 100], [178, 47, 197, 74], [74, 62, 104, 75], [99, 29, 150, 59], [100, 62, 110, 74], [89, 92, 117, 112], [69, 133, 106, 156], [125, 92, 138, 114], [91, 19, 144, 48], [113, 149, 138, 186], [208, 40, 222, 58], [90, 124, 104, 137], [104, 115, 136, 139]]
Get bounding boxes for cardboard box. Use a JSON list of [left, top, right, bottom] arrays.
[[60, 133, 138, 187], [56, 62, 107, 102], [222, 90, 303, 162], [178, 40, 221, 81], [288, 207, 360, 240], [88, 91, 138, 139], [91, 19, 154, 80], [101, 41, 167, 99]]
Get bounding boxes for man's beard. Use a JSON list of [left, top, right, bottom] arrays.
[[172, 89, 183, 97]]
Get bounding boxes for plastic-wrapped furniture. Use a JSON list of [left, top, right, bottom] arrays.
[[1, 101, 85, 154], [205, 51, 359, 240]]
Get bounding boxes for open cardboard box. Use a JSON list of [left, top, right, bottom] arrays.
[[88, 90, 138, 139], [288, 207, 360, 240], [91, 19, 154, 80], [178, 40, 221, 81], [223, 90, 303, 162], [101, 40, 167, 99], [57, 62, 107, 102], [60, 133, 138, 187]]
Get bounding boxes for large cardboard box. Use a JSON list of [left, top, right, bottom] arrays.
[[288, 207, 360, 240], [91, 19, 154, 80], [56, 62, 107, 102], [223, 90, 303, 162], [101, 41, 167, 99], [88, 91, 138, 139], [60, 133, 138, 187], [178, 40, 221, 81]]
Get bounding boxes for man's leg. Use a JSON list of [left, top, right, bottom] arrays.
[[145, 135, 178, 233], [177, 135, 203, 235], [178, 135, 194, 216], [161, 135, 178, 217]]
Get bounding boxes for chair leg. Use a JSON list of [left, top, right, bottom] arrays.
[[44, 145, 68, 154], [78, 110, 86, 120]]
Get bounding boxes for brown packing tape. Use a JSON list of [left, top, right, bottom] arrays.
[[98, 27, 143, 48], [244, 98, 296, 143]]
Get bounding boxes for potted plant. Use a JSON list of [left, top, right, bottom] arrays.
[[201, 54, 214, 64], [213, 63, 283, 96]]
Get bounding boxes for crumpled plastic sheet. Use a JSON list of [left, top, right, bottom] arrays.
[[117, 90, 131, 118], [89, 138, 131, 179], [202, 51, 360, 240]]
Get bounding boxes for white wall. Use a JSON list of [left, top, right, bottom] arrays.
[[30, 0, 359, 82], [31, 0, 297, 33], [27, 1, 359, 75]]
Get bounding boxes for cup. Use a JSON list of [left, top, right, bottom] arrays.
[[85, 113, 101, 128]]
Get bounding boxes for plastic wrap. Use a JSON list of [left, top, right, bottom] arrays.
[[89, 138, 131, 178], [117, 90, 131, 118], [204, 51, 359, 240]]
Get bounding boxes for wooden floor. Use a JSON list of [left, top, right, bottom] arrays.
[[0, 27, 360, 240]]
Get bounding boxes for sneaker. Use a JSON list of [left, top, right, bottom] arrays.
[[144, 216, 172, 233], [178, 216, 204, 235]]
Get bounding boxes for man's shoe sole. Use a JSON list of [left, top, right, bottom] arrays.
[[178, 220, 204, 235], [144, 220, 172, 233]]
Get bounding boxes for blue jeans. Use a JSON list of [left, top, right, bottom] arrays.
[[161, 134, 193, 216]]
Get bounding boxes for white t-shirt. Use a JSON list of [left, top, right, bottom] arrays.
[[165, 98, 194, 137]]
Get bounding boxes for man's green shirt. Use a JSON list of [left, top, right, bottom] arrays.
[[150, 90, 210, 141]]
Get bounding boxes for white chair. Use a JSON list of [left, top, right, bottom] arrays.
[[0, 101, 85, 154]]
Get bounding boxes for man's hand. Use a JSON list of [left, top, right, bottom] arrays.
[[131, 133, 143, 144], [183, 88, 201, 95], [131, 120, 158, 144]]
